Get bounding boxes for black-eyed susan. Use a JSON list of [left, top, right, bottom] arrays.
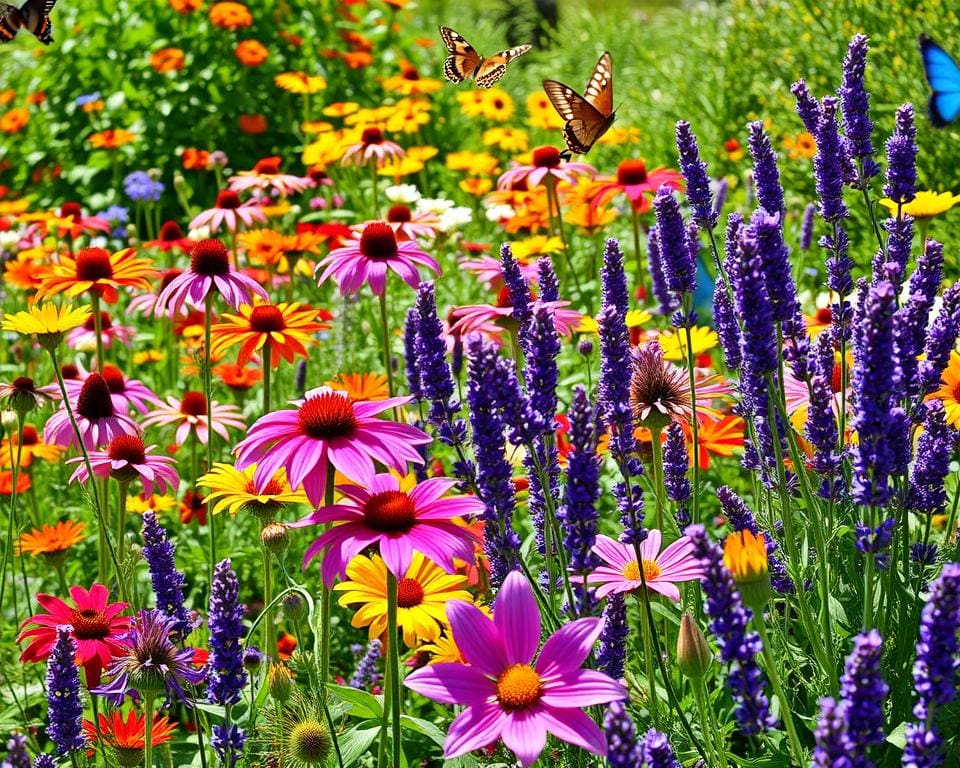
[[199, 463, 307, 519], [525, 90, 563, 130], [657, 325, 719, 363], [477, 87, 514, 121], [2, 302, 92, 350], [34, 248, 158, 304], [334, 552, 473, 647], [0, 423, 63, 468], [274, 71, 327, 94]]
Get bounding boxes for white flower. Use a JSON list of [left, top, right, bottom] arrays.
[[417, 197, 454, 215], [437, 206, 472, 233], [385, 184, 421, 204], [485, 203, 515, 222], [0, 231, 21, 250], [188, 225, 212, 240]]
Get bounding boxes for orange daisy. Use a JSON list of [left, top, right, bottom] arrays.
[[34, 247, 158, 304], [210, 297, 330, 368], [325, 372, 390, 401], [17, 520, 86, 557], [83, 709, 176, 760], [213, 362, 263, 391], [687, 414, 745, 470], [0, 470, 30, 495], [88, 130, 137, 149], [1, 423, 64, 468], [209, 1, 252, 29], [927, 350, 960, 428], [2, 250, 46, 291]]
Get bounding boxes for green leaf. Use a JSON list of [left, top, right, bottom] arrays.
[[886, 720, 907, 749], [399, 714, 445, 746], [327, 683, 383, 718], [337, 721, 381, 767]]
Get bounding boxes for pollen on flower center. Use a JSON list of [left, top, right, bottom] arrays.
[[617, 159, 649, 186], [363, 490, 417, 532], [215, 189, 242, 210], [289, 720, 331, 764], [180, 391, 208, 416], [75, 248, 115, 282], [190, 239, 231, 277], [622, 559, 661, 581], [532, 146, 562, 168], [77, 373, 115, 420], [359, 222, 399, 260], [396, 577, 425, 607], [248, 305, 287, 333], [71, 608, 110, 639], [101, 365, 127, 393], [361, 127, 384, 145], [108, 434, 147, 465], [387, 204, 412, 223], [297, 392, 358, 440], [84, 311, 112, 332], [495, 663, 543, 710]]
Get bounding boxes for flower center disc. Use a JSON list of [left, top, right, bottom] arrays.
[[248, 305, 286, 333], [363, 490, 417, 533], [75, 248, 115, 282], [387, 205, 412, 223], [101, 365, 127, 393], [77, 373, 115, 420], [159, 221, 184, 242], [359, 222, 399, 260], [20, 425, 39, 445], [71, 608, 110, 639], [495, 664, 543, 710], [215, 190, 242, 210], [190, 239, 231, 277], [180, 391, 208, 416], [396, 577, 424, 607], [297, 392, 358, 440], [623, 559, 661, 582], [617, 159, 648, 186], [108, 434, 147, 465], [12, 376, 35, 393], [361, 127, 384, 145], [532, 146, 561, 168], [288, 721, 331, 765]]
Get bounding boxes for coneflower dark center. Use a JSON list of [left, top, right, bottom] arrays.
[[84, 311, 112, 331], [75, 248, 115, 282], [359, 222, 399, 260], [77, 373, 115, 420], [361, 127, 384, 145], [71, 608, 110, 639], [180, 391, 207, 416], [215, 190, 242, 210], [532, 146, 562, 168], [249, 305, 286, 333], [617, 159, 648, 186], [387, 204, 412, 223], [100, 365, 126, 394], [297, 392, 358, 440], [396, 577, 425, 607], [363, 490, 417, 533], [159, 221, 184, 241], [108, 434, 146, 465], [190, 239, 231, 277]]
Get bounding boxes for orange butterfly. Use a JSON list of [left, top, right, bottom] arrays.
[[0, 0, 56, 44], [543, 52, 616, 155], [439, 26, 531, 89]]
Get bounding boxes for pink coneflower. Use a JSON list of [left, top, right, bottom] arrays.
[[228, 156, 314, 197], [315, 221, 440, 297], [784, 360, 846, 421], [128, 269, 193, 316], [460, 255, 539, 287], [590, 160, 684, 214], [404, 571, 626, 766], [188, 190, 267, 233], [341, 127, 404, 168], [234, 386, 431, 507], [142, 391, 245, 447], [63, 366, 161, 416], [450, 293, 584, 339], [380, 204, 439, 241], [67, 434, 179, 496], [44, 373, 141, 450], [66, 311, 135, 351], [291, 473, 482, 586], [143, 221, 194, 253], [55, 202, 112, 239], [580, 530, 702, 600], [497, 146, 595, 190], [154, 239, 268, 316]]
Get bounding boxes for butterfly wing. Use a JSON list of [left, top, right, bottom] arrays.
[[0, 6, 23, 43], [584, 51, 613, 116], [543, 79, 611, 154], [439, 26, 483, 84], [18, 0, 54, 43], [474, 44, 531, 88], [920, 35, 960, 126]]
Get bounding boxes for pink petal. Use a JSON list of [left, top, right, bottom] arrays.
[[535, 618, 603, 679], [494, 571, 540, 666], [500, 710, 548, 768], [536, 704, 609, 756], [444, 704, 505, 760], [403, 663, 494, 706], [640, 528, 662, 561], [646, 581, 682, 601], [592, 535, 631, 569], [539, 669, 627, 707], [379, 535, 412, 581], [448, 600, 507, 677]]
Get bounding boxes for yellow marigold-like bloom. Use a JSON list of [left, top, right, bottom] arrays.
[[274, 71, 326, 94], [3, 303, 92, 348], [2, 250, 45, 291], [927, 350, 960, 428], [382, 73, 443, 96], [419, 632, 465, 664], [322, 102, 359, 118], [301, 120, 334, 134], [126, 493, 177, 515], [334, 552, 473, 647], [783, 131, 816, 160], [483, 127, 529, 153], [565, 201, 618, 232], [658, 326, 719, 362], [459, 177, 493, 196], [82, 100, 105, 113], [0, 107, 29, 134], [456, 89, 488, 118], [0, 199, 30, 216], [133, 350, 164, 365], [0, 424, 64, 468], [17, 520, 85, 557], [377, 155, 424, 178], [880, 190, 960, 219], [477, 88, 514, 122], [199, 463, 308, 518], [406, 146, 438, 162], [150, 47, 185, 74], [35, 247, 158, 303], [88, 129, 137, 149], [386, 100, 432, 134], [209, 1, 252, 29], [344, 106, 393, 128], [511, 235, 563, 260], [723, 529, 770, 609], [302, 130, 355, 167], [525, 91, 563, 130], [446, 150, 499, 175], [325, 372, 390, 401], [626, 309, 653, 328], [597, 126, 640, 146]]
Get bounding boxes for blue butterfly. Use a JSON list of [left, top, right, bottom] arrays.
[[919, 35, 960, 126]]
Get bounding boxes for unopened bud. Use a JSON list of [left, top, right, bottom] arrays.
[[677, 612, 712, 679], [282, 592, 307, 622], [260, 522, 289, 555], [268, 663, 293, 702]]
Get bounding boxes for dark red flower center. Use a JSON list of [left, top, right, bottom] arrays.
[[215, 190, 242, 210], [402, 69, 420, 81], [77, 373, 115, 420], [363, 490, 417, 533], [361, 127, 384, 145], [532, 146, 561, 168], [396, 577, 424, 607], [297, 392, 358, 440], [159, 221, 184, 242], [387, 205, 412, 223], [100, 365, 126, 394], [75, 248, 114, 282], [309, 168, 329, 183], [254, 156, 282, 175], [61, 364, 80, 380], [244, 477, 286, 497], [248, 305, 286, 333], [12, 376, 35, 393], [84, 311, 112, 332], [20, 425, 38, 444], [71, 608, 111, 639], [492, 98, 505, 110], [108, 434, 146, 464], [831, 363, 843, 394], [617, 159, 648, 186], [190, 239, 231, 277], [180, 391, 207, 416], [359, 222, 398, 260], [816, 307, 832, 325], [60, 202, 83, 221]]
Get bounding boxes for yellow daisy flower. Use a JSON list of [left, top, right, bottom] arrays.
[[483, 127, 529, 153], [446, 150, 499, 175], [658, 326, 719, 362], [126, 494, 177, 515], [459, 177, 493, 196], [274, 71, 327, 94], [198, 463, 308, 518], [511, 235, 563, 260], [879, 190, 960, 219], [3, 303, 91, 349], [322, 102, 359, 118]]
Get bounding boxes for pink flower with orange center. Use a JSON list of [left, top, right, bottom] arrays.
[[142, 391, 246, 447]]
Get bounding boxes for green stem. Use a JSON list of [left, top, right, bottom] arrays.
[[116, 479, 129, 549], [649, 425, 666, 534], [754, 615, 805, 767], [204, 293, 216, 586], [370, 161, 380, 219], [0, 416, 24, 613], [261, 541, 274, 663], [387, 570, 402, 768], [631, 207, 645, 295], [692, 676, 719, 768], [91, 292, 105, 373], [636, 591, 661, 725], [144, 695, 155, 768], [863, 506, 876, 631], [378, 288, 395, 398], [320, 470, 335, 690]]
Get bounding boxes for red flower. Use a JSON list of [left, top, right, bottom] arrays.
[[18, 583, 130, 686], [276, 631, 297, 660]]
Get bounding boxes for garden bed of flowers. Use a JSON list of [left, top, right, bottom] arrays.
[[1, 1, 959, 767]]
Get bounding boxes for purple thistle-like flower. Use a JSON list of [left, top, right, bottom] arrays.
[[815, 96, 850, 222], [562, 386, 602, 575], [920, 282, 960, 395], [897, 239, 944, 400], [839, 34, 879, 182], [207, 559, 247, 707], [885, 104, 918, 204], [663, 423, 690, 527], [604, 702, 642, 768], [349, 639, 381, 689], [648, 229, 676, 315], [716, 486, 793, 593], [675, 121, 715, 229], [141, 511, 192, 639], [791, 79, 822, 133], [801, 202, 816, 251], [840, 630, 888, 758], [812, 696, 856, 768], [403, 307, 422, 400], [908, 401, 953, 515], [641, 729, 682, 768], [596, 592, 628, 679], [33, 757, 56, 768], [903, 564, 960, 768], [687, 524, 775, 734], [521, 304, 560, 436], [537, 256, 559, 303], [500, 242, 532, 333], [47, 627, 85, 754], [654, 186, 697, 296], [748, 121, 785, 214]]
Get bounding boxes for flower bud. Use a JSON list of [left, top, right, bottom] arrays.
[[282, 592, 308, 622], [676, 611, 712, 679], [260, 521, 289, 555], [723, 529, 771, 611], [267, 663, 293, 702]]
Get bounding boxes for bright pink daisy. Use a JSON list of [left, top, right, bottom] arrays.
[[450, 295, 584, 339], [67, 434, 180, 496], [404, 571, 626, 766], [460, 255, 540, 287], [234, 386, 431, 507], [18, 583, 130, 687], [141, 391, 246, 447], [188, 189, 267, 233], [228, 156, 314, 198], [580, 530, 702, 600], [291, 473, 482, 586], [315, 221, 440, 297], [341, 127, 405, 168], [154, 239, 268, 316], [497, 146, 595, 190], [62, 365, 161, 416], [128, 269, 194, 316], [380, 203, 442, 241], [44, 372, 141, 450], [590, 159, 684, 214]]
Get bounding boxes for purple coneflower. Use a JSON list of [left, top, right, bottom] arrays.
[[43, 373, 141, 450], [142, 391, 246, 447], [497, 146, 595, 189], [189, 190, 267, 233], [341, 127, 404, 168], [62, 365, 161, 416], [67, 434, 179, 496]]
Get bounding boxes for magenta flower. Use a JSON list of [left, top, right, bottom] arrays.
[[62, 365, 161, 416], [154, 239, 268, 317], [460, 255, 540, 287], [234, 386, 431, 507], [141, 391, 246, 447], [341, 127, 405, 168], [497, 146, 595, 190], [291, 473, 482, 586], [405, 571, 626, 766], [67, 434, 179, 496], [450, 297, 584, 339], [44, 373, 141, 450], [188, 189, 267, 233], [66, 311, 135, 351], [582, 530, 702, 601], [315, 221, 440, 297]]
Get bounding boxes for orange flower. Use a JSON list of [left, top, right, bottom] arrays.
[[209, 1, 252, 28], [235, 39, 268, 66], [210, 298, 330, 368], [150, 47, 185, 73], [688, 414, 745, 470], [274, 71, 327, 94], [88, 129, 137, 149], [83, 709, 176, 753], [169, 0, 202, 12], [0, 90, 14, 105], [326, 372, 390, 401], [343, 51, 373, 69], [0, 470, 30, 495], [17, 520, 85, 557], [0, 423, 64, 468], [82, 100, 105, 113], [276, 631, 297, 660], [180, 490, 207, 525], [238, 114, 267, 134], [213, 362, 262, 391], [784, 131, 816, 160], [26, 92, 46, 105], [2, 250, 46, 291], [182, 148, 210, 170], [459, 177, 493, 196], [0, 108, 29, 135], [238, 228, 289, 267], [35, 247, 159, 304]]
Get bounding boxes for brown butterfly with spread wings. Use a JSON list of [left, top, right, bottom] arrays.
[[439, 26, 531, 89], [0, 0, 57, 44], [543, 52, 616, 155]]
